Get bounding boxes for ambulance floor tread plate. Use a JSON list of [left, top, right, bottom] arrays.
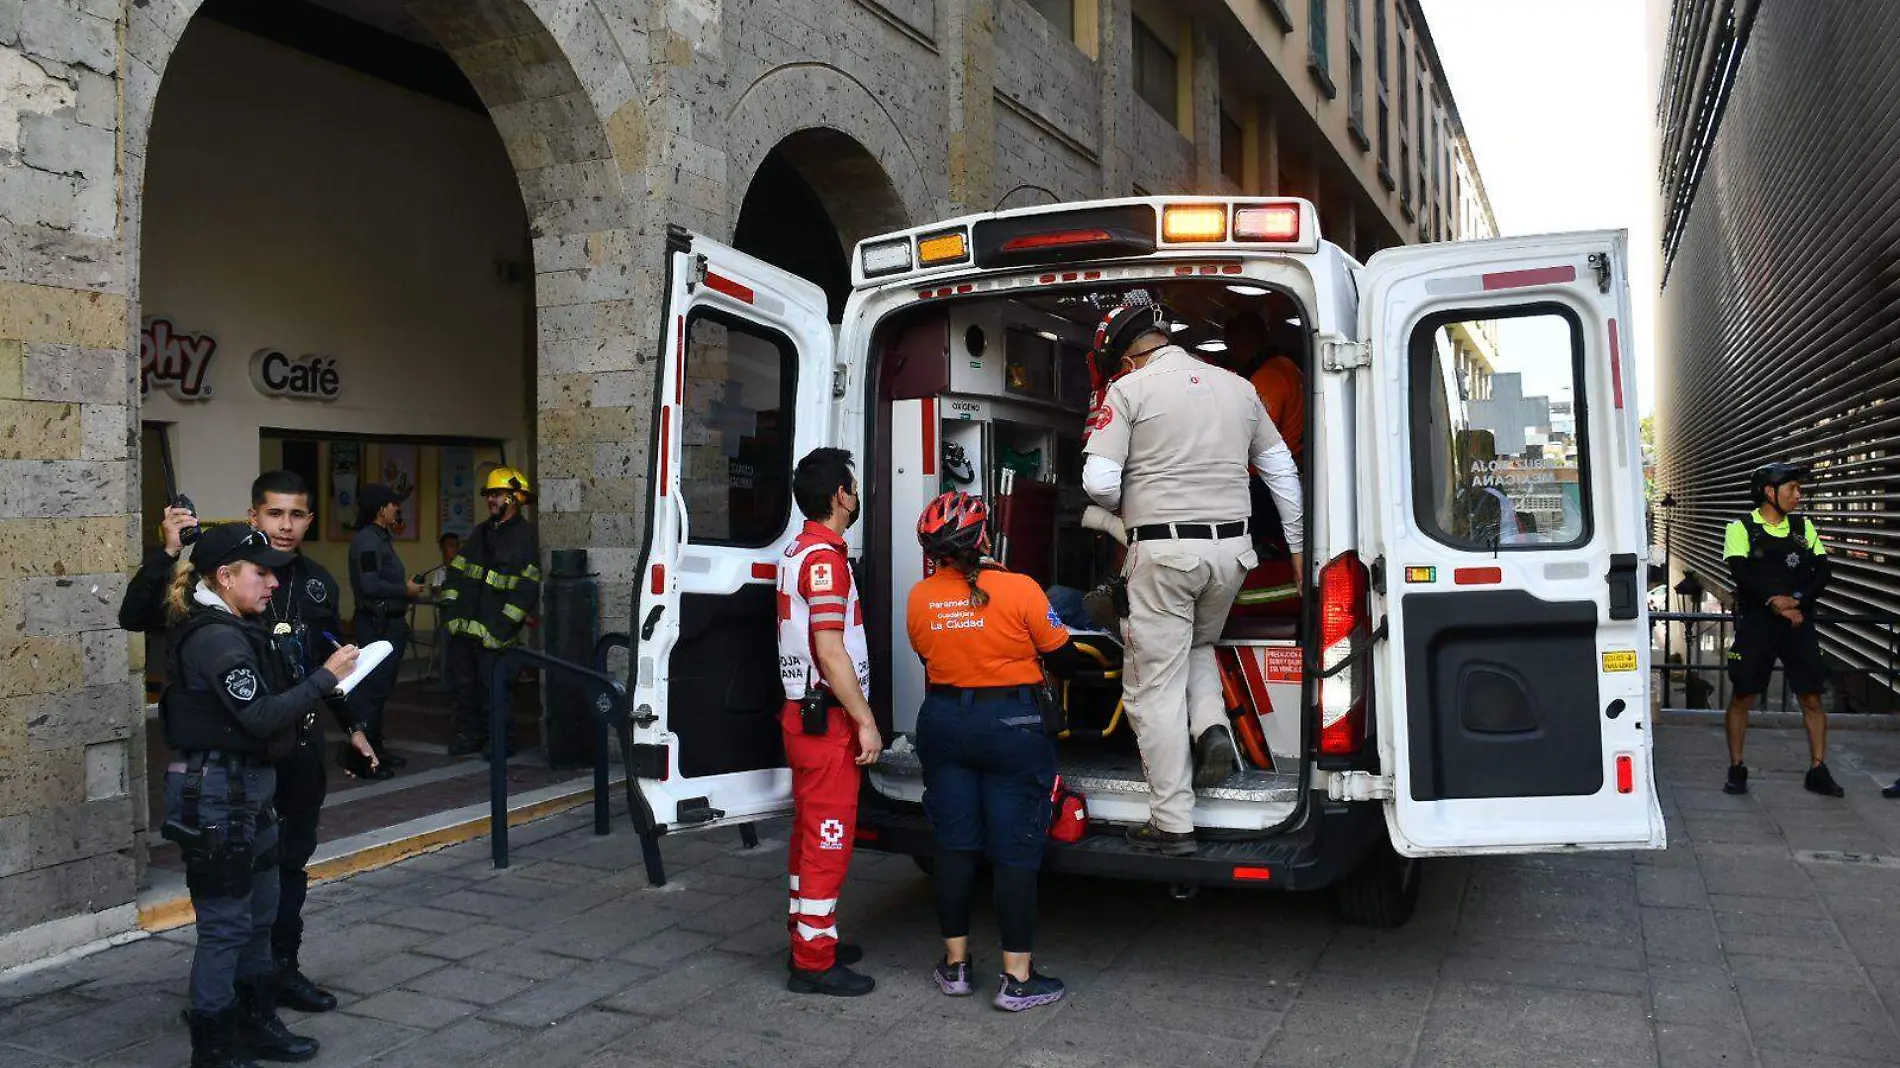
[[876, 748, 1301, 803]]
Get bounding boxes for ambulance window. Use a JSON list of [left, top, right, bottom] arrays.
[[1408, 306, 1590, 551], [680, 310, 797, 547]]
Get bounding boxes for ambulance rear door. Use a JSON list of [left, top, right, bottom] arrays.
[[1357, 231, 1665, 856], [629, 229, 836, 833]]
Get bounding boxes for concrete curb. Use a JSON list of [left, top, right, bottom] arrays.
[[135, 772, 623, 934], [1658, 708, 1900, 731]]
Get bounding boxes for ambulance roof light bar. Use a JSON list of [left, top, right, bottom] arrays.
[[849, 196, 1321, 286]]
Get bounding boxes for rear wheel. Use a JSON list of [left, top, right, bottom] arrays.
[[1332, 837, 1422, 928]]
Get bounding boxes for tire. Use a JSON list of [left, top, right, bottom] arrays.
[[1332, 837, 1422, 928], [911, 854, 935, 875]]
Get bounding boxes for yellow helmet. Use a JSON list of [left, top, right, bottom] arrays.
[[482, 465, 534, 501]]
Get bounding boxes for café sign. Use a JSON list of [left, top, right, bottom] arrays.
[[250, 349, 342, 402]]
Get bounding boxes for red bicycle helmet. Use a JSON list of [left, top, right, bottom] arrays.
[[917, 491, 991, 559]]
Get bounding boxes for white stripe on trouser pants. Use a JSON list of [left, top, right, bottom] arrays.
[[793, 897, 838, 940], [1121, 533, 1253, 833]]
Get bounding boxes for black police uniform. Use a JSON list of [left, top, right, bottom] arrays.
[[164, 582, 333, 1063], [347, 520, 411, 755], [1724, 510, 1832, 695]]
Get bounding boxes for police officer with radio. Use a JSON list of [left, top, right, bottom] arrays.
[[1081, 303, 1304, 855], [1722, 462, 1842, 797], [159, 522, 358, 1068], [347, 483, 422, 775]]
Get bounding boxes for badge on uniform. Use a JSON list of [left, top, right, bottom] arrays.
[[1786, 552, 1801, 569], [224, 667, 259, 701], [810, 562, 834, 593], [306, 578, 328, 603], [273, 622, 293, 636]]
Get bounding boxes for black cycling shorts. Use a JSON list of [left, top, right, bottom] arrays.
[[1727, 611, 1828, 696]]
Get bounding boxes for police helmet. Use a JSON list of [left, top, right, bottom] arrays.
[[917, 491, 991, 560], [1749, 462, 1808, 505]]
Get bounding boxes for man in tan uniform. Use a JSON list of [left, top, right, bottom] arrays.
[[1081, 304, 1304, 855]]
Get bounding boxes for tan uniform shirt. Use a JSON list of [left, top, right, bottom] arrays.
[[1082, 345, 1284, 529]]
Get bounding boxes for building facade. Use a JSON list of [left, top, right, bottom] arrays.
[[1654, 0, 1900, 691], [0, 0, 1494, 964]]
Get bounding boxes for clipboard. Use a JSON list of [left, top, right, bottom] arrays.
[[331, 640, 393, 696]]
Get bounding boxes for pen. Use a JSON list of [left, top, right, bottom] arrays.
[[322, 631, 345, 650]]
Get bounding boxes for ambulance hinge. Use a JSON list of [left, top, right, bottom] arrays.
[[1588, 252, 1612, 293], [687, 254, 708, 292], [1327, 771, 1395, 802], [831, 365, 849, 399], [1320, 337, 1371, 371]]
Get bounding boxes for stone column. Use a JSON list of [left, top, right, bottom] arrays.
[[1190, 19, 1220, 192], [1096, 0, 1133, 197], [945, 0, 997, 213]]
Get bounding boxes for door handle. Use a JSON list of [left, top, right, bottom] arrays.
[[641, 605, 665, 640], [1606, 553, 1639, 621]]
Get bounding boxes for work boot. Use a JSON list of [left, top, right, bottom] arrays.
[[189, 1007, 262, 1068], [273, 956, 337, 1013], [447, 734, 485, 757], [1193, 725, 1238, 789], [234, 978, 320, 1062], [1883, 777, 1900, 799], [1125, 821, 1196, 856], [1805, 762, 1846, 798], [785, 942, 861, 971], [993, 970, 1066, 1013], [786, 962, 876, 997], [1722, 763, 1748, 795], [932, 957, 974, 997]]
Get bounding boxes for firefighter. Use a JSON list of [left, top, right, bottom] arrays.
[[442, 466, 541, 757], [908, 491, 1088, 1012], [121, 471, 377, 1018], [1081, 303, 1303, 855], [346, 483, 422, 776], [158, 522, 358, 1067], [1722, 462, 1842, 797], [778, 448, 880, 997]]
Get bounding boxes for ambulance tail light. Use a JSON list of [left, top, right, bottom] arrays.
[[1317, 552, 1370, 757], [1161, 204, 1228, 243], [1234, 203, 1303, 243], [917, 228, 971, 267]]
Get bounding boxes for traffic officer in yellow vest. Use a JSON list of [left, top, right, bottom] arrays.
[[442, 466, 541, 757], [1081, 303, 1304, 855]]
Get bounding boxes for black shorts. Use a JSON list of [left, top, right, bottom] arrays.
[[1727, 611, 1828, 696]]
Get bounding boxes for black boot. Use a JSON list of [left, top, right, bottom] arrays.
[[447, 733, 486, 757], [189, 1007, 262, 1068], [234, 978, 320, 1062], [786, 962, 876, 997], [273, 956, 337, 1013], [1193, 725, 1238, 788]]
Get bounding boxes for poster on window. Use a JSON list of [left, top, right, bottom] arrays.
[[325, 441, 360, 542], [376, 444, 420, 540], [439, 446, 476, 539]]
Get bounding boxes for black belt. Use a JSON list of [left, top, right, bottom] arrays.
[[928, 684, 1037, 700], [361, 604, 407, 618], [1127, 519, 1250, 544]]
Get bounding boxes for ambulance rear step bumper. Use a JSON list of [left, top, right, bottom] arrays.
[[854, 790, 1386, 892]]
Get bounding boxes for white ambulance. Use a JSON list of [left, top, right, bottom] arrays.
[[621, 197, 1664, 926]]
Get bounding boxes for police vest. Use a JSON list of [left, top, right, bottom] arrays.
[[1740, 513, 1820, 601], [776, 538, 870, 701], [161, 609, 300, 759]]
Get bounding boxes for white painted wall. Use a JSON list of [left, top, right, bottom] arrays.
[[139, 18, 531, 524]]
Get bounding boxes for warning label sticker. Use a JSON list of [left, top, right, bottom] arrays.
[[1602, 650, 1638, 673], [1263, 647, 1303, 683]]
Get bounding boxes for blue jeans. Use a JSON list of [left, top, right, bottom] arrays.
[[164, 759, 279, 1014], [915, 688, 1058, 870]]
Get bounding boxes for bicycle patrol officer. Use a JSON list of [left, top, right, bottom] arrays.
[[908, 491, 1086, 1012], [1081, 303, 1304, 855], [1722, 462, 1842, 798], [778, 448, 880, 997], [159, 523, 358, 1068]]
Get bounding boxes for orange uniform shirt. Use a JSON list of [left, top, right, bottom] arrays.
[[906, 567, 1070, 688], [1249, 355, 1306, 460]]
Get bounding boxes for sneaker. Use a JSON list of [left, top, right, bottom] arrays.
[[1125, 821, 1196, 856], [1805, 762, 1846, 798], [1723, 763, 1748, 795], [787, 963, 875, 997], [933, 957, 973, 997], [1193, 725, 1237, 788], [785, 943, 862, 972], [993, 970, 1065, 1012], [1882, 778, 1900, 799]]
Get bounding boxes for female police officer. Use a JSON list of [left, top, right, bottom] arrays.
[[160, 523, 357, 1067], [907, 491, 1085, 1012]]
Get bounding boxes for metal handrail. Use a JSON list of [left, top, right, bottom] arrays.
[[486, 645, 630, 868], [1651, 609, 1900, 715]]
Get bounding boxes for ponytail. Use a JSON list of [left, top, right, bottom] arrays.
[[950, 548, 992, 609], [162, 557, 197, 625]]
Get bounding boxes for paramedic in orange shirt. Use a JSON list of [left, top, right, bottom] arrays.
[[777, 448, 880, 998], [907, 491, 1088, 1013]]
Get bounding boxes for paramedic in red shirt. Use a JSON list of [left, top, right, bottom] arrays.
[[778, 447, 881, 997], [908, 491, 1090, 1012]]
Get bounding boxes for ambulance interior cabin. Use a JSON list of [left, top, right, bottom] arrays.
[[863, 281, 1312, 833]]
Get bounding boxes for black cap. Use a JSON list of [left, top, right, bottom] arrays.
[[193, 523, 294, 571], [357, 483, 408, 522]]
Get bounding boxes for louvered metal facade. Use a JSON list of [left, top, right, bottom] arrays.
[[1656, 0, 1900, 689]]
